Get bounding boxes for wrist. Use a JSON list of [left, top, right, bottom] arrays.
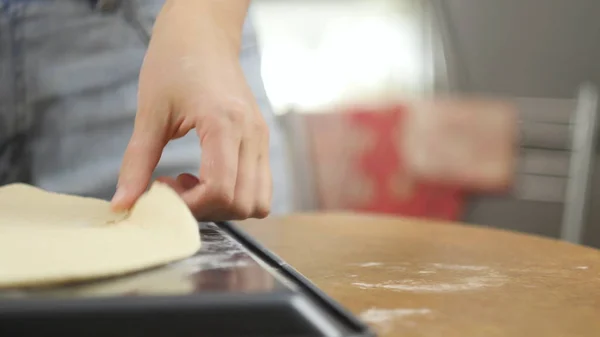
[[160, 0, 248, 54]]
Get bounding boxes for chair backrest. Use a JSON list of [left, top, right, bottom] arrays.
[[561, 84, 599, 243], [464, 86, 599, 242]]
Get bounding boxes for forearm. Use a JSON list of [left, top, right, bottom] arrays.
[[159, 0, 251, 55]]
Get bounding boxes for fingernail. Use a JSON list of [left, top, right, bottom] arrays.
[[111, 186, 128, 210]]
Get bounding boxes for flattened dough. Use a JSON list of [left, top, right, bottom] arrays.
[[0, 182, 201, 288]]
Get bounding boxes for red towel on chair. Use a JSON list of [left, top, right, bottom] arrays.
[[306, 105, 465, 221]]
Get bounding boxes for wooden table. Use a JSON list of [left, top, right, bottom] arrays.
[[239, 213, 600, 337]]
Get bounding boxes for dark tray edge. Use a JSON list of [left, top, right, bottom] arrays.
[[217, 221, 376, 337]]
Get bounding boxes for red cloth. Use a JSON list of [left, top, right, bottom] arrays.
[[306, 105, 465, 221]]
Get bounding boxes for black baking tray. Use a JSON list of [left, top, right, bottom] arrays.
[[0, 221, 375, 337]]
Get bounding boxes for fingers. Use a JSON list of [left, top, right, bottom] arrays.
[[209, 136, 258, 221], [156, 173, 199, 195], [177, 173, 200, 190], [182, 115, 242, 219], [112, 108, 167, 212], [129, 98, 273, 221], [253, 124, 272, 218], [207, 125, 259, 221], [183, 109, 272, 221], [254, 151, 272, 219]]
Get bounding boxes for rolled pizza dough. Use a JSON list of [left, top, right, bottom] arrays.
[[0, 182, 201, 288]]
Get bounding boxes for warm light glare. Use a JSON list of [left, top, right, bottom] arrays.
[[254, 1, 426, 114]]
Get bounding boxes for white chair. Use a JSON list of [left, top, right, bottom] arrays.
[[464, 85, 599, 244]]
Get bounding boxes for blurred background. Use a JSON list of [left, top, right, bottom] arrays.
[[251, 0, 600, 248]]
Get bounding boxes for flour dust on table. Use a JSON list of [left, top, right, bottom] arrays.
[[350, 262, 508, 293], [360, 307, 433, 333]]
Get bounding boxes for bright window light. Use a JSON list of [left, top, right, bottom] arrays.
[[253, 0, 427, 114]]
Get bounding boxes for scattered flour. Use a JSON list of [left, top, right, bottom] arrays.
[[174, 255, 252, 272], [360, 308, 432, 333], [353, 273, 505, 293], [359, 262, 383, 267], [575, 266, 589, 270], [430, 263, 490, 271], [352, 262, 506, 293]]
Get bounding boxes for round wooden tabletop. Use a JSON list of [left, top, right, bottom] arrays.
[[239, 213, 600, 337]]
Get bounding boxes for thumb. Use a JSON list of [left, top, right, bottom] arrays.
[[111, 110, 168, 211]]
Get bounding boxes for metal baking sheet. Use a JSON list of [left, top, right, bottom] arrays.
[[0, 222, 375, 337]]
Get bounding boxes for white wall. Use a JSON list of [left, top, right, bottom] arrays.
[[436, 0, 600, 98]]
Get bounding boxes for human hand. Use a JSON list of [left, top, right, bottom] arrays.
[[111, 1, 271, 220]]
